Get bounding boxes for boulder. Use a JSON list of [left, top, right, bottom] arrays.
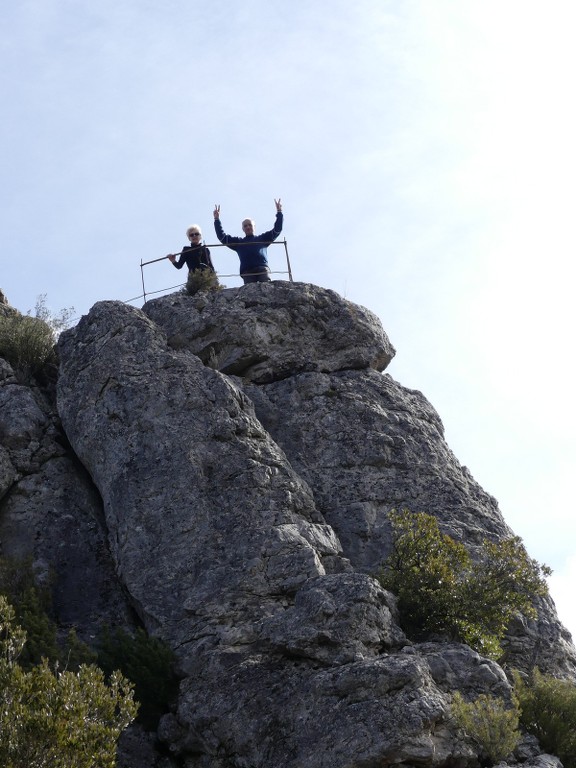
[[142, 281, 395, 382]]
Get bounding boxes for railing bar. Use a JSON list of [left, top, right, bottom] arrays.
[[140, 240, 285, 267]]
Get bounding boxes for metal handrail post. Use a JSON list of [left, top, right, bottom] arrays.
[[140, 260, 147, 304], [282, 239, 293, 281]]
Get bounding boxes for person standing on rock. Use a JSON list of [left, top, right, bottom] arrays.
[[167, 225, 215, 273], [213, 199, 283, 284]]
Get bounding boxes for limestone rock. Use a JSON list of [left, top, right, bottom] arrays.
[[57, 301, 358, 652], [257, 572, 406, 665], [240, 365, 576, 677], [0, 353, 132, 639], [142, 281, 395, 382], [166, 640, 517, 768], [52, 286, 576, 768], [0, 280, 571, 768], [243, 368, 510, 570]]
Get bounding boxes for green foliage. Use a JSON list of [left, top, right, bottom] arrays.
[[185, 267, 222, 295], [63, 628, 99, 670], [0, 598, 27, 665], [0, 595, 137, 768], [451, 691, 520, 765], [0, 294, 74, 379], [0, 312, 56, 376], [459, 537, 551, 653], [379, 509, 550, 658], [97, 626, 178, 728], [0, 558, 59, 668], [380, 508, 470, 639], [0, 557, 95, 671], [514, 668, 576, 768], [0, 558, 172, 727]]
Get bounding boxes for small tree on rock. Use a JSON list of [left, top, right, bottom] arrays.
[[379, 509, 550, 658]]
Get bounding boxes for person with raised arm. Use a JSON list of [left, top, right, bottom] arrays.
[[213, 199, 282, 284]]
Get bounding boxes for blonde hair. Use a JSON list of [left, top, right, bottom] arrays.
[[186, 225, 202, 238]]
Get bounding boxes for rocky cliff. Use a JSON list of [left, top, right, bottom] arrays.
[[0, 281, 574, 768]]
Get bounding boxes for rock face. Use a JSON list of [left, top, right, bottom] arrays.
[[1, 283, 575, 767], [0, 324, 132, 638], [143, 281, 395, 383]]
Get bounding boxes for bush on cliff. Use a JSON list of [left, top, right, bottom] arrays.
[[379, 509, 550, 658], [0, 557, 175, 728], [0, 595, 137, 768], [184, 267, 222, 296], [97, 625, 178, 728], [0, 557, 96, 670], [0, 313, 56, 377], [514, 668, 576, 768], [451, 691, 521, 765], [0, 295, 74, 379]]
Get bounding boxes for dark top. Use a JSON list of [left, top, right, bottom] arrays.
[[214, 212, 283, 275], [172, 244, 214, 272]]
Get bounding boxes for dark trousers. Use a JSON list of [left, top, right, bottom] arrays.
[[241, 269, 271, 284]]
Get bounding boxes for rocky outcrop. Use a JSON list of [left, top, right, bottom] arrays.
[[0, 347, 132, 639], [1, 283, 574, 767], [142, 281, 395, 383]]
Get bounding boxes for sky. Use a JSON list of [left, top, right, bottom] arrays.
[[2, 1, 575, 640]]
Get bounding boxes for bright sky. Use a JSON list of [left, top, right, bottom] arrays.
[[2, 1, 575, 640]]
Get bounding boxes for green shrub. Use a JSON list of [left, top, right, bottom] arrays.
[[451, 691, 520, 765], [0, 558, 59, 668], [379, 509, 550, 658], [0, 558, 173, 725], [185, 267, 222, 295], [97, 625, 178, 728], [0, 295, 74, 379], [514, 668, 576, 768], [0, 557, 96, 670], [0, 595, 137, 768], [380, 509, 470, 638], [0, 313, 56, 376], [458, 537, 551, 653]]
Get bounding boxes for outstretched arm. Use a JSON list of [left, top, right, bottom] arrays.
[[213, 204, 234, 244], [270, 199, 283, 238]]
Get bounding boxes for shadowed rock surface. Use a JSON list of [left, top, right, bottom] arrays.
[[0, 283, 574, 767]]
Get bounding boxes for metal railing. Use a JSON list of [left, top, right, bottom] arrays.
[[125, 238, 292, 305]]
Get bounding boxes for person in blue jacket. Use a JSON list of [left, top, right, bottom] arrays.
[[167, 225, 214, 272], [213, 199, 282, 283]]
